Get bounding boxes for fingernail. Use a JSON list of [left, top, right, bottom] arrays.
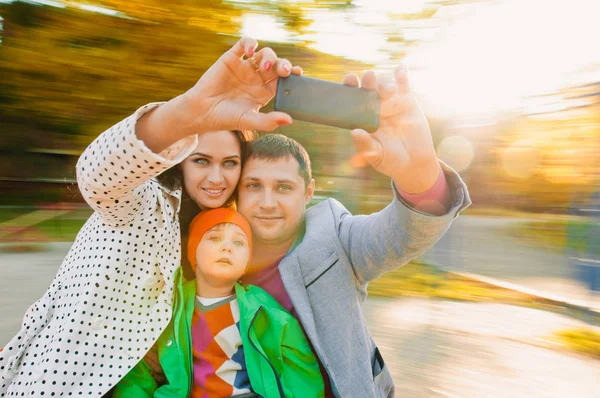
[[277, 119, 291, 125], [263, 61, 272, 72], [247, 47, 254, 57], [282, 64, 290, 74]]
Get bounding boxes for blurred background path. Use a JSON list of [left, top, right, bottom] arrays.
[[421, 216, 600, 310], [365, 298, 600, 397]]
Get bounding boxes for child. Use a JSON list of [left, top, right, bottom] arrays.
[[114, 208, 324, 397]]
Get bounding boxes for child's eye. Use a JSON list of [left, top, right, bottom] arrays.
[[233, 241, 244, 247], [209, 236, 221, 242]]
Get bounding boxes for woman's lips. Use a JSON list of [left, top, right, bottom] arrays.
[[202, 188, 226, 198]]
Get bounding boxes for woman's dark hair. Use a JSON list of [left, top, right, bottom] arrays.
[[155, 130, 255, 279]]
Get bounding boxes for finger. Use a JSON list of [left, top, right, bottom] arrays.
[[155, 374, 167, 384], [395, 64, 411, 94], [276, 58, 293, 77], [145, 352, 161, 372], [231, 37, 258, 58], [377, 76, 397, 101], [291, 65, 303, 76], [361, 70, 377, 90], [257, 47, 277, 73], [343, 73, 360, 87], [380, 96, 407, 118], [240, 111, 292, 132], [351, 129, 383, 167]]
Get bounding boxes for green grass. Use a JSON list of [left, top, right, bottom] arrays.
[[0, 207, 91, 242], [367, 262, 537, 304], [0, 207, 33, 223], [463, 207, 539, 218], [36, 218, 87, 241], [506, 219, 593, 252], [555, 328, 600, 359]]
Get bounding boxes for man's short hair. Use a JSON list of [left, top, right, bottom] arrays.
[[247, 134, 312, 188]]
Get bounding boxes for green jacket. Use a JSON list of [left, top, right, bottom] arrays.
[[114, 268, 324, 397]]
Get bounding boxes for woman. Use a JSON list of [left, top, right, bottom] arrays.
[[0, 37, 301, 397]]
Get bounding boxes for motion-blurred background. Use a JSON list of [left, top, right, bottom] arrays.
[[1, 0, 599, 396]]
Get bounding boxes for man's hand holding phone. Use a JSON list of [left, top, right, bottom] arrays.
[[344, 66, 441, 195], [274, 66, 441, 195]]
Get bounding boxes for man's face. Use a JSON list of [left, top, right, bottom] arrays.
[[238, 156, 315, 247]]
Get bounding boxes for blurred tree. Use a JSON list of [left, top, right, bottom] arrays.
[[3, 0, 593, 214], [0, 1, 366, 197]]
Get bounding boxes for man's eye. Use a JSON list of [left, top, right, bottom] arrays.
[[247, 183, 259, 189], [278, 185, 292, 191]]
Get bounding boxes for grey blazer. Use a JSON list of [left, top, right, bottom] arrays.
[[278, 163, 470, 397]]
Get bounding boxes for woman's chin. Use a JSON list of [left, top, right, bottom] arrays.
[[195, 194, 229, 209]]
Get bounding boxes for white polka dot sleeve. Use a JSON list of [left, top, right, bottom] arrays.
[[76, 102, 198, 227]]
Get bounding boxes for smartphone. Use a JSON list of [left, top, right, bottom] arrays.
[[274, 74, 380, 133]]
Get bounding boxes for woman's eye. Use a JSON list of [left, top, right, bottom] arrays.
[[194, 158, 208, 165], [224, 160, 239, 167]]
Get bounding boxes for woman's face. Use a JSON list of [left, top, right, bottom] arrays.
[[181, 130, 242, 209]]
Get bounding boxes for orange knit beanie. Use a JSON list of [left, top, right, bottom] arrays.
[[187, 208, 252, 271]]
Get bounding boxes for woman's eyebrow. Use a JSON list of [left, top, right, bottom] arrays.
[[189, 153, 241, 159], [190, 152, 211, 158]]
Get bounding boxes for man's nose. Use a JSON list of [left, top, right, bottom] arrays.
[[259, 190, 276, 208]]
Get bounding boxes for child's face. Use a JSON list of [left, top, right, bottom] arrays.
[[195, 223, 250, 286]]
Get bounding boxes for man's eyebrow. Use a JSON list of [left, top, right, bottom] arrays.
[[241, 176, 297, 185]]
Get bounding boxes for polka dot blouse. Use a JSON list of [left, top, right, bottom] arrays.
[[0, 103, 199, 396]]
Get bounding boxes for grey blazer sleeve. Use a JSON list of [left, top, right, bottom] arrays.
[[337, 162, 471, 286]]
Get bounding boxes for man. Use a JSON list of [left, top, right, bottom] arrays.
[[232, 51, 470, 398], [237, 130, 468, 397]]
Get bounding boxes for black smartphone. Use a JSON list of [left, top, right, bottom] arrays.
[[274, 74, 380, 133]]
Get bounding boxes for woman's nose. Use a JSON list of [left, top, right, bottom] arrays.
[[207, 165, 224, 184]]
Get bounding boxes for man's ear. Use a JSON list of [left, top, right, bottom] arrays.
[[305, 179, 316, 205]]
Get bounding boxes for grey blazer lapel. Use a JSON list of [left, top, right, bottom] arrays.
[[278, 250, 324, 355]]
